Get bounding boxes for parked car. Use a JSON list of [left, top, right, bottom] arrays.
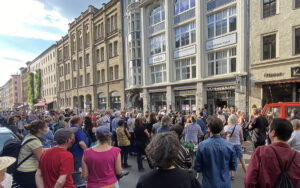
[[0, 127, 19, 155], [262, 102, 300, 120]]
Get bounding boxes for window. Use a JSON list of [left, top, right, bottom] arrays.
[[175, 22, 196, 48], [97, 71, 101, 83], [107, 18, 110, 33], [295, 28, 300, 54], [114, 41, 118, 56], [296, 0, 300, 8], [80, 75, 83, 87], [109, 43, 113, 58], [263, 0, 276, 18], [86, 73, 90, 85], [78, 30, 83, 50], [207, 47, 236, 76], [73, 77, 77, 88], [150, 5, 165, 26], [175, 57, 196, 80], [96, 49, 100, 63], [86, 54, 90, 66], [207, 6, 236, 38], [175, 0, 195, 15], [101, 47, 104, 61], [95, 25, 100, 40], [114, 14, 117, 30], [79, 57, 83, 69], [151, 64, 167, 84], [263, 34, 276, 60], [85, 25, 90, 46], [150, 33, 166, 55], [101, 69, 105, 82], [115, 65, 119, 79], [100, 23, 104, 37], [109, 67, 114, 80], [111, 15, 114, 31]]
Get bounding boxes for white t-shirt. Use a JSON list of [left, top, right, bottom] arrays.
[[127, 118, 135, 133], [288, 130, 300, 152], [224, 125, 242, 145], [1, 173, 13, 188]]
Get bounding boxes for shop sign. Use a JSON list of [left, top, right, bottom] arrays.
[[206, 33, 237, 51], [173, 45, 196, 59], [206, 85, 235, 91], [149, 53, 166, 65], [174, 90, 196, 96], [264, 72, 284, 78], [291, 66, 300, 77]]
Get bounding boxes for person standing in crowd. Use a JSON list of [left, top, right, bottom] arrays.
[[289, 108, 299, 121], [83, 116, 97, 147], [145, 112, 157, 136], [136, 132, 201, 188], [35, 127, 77, 188], [194, 117, 237, 188], [238, 112, 249, 152], [245, 118, 300, 188], [81, 126, 122, 188], [111, 111, 121, 146], [248, 108, 268, 148], [0, 157, 15, 188], [5, 116, 23, 140], [185, 115, 203, 144], [40, 117, 54, 148], [127, 113, 136, 155], [197, 114, 208, 140], [134, 117, 150, 172], [102, 111, 111, 129], [152, 114, 162, 135], [70, 116, 88, 187], [176, 112, 185, 126], [288, 119, 300, 152], [170, 125, 192, 169], [116, 119, 131, 168], [224, 115, 247, 180], [157, 115, 171, 133], [217, 110, 226, 125], [15, 120, 47, 188]]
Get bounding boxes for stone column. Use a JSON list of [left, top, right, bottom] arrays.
[[143, 88, 150, 113], [166, 86, 174, 113], [196, 82, 205, 114]]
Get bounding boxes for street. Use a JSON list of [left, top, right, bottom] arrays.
[[119, 141, 253, 188]]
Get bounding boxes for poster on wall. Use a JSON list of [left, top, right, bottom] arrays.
[[182, 105, 186, 110], [192, 105, 196, 111], [186, 105, 190, 111]]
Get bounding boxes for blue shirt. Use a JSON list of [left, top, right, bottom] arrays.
[[111, 117, 120, 132], [197, 118, 207, 135], [71, 125, 88, 156], [157, 126, 170, 133], [41, 129, 54, 148], [194, 135, 237, 188]]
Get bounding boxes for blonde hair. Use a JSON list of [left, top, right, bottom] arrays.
[[228, 114, 238, 125], [291, 119, 300, 130], [161, 115, 171, 127]]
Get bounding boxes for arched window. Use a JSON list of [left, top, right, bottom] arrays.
[[149, 5, 165, 26], [110, 91, 121, 110], [98, 93, 107, 110]]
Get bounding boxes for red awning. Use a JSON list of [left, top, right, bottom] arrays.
[[34, 101, 53, 107], [255, 78, 300, 86]]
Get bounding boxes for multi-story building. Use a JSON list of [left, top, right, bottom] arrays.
[[139, 0, 249, 114], [250, 0, 300, 109], [20, 67, 28, 107], [0, 87, 3, 110], [7, 75, 22, 109], [57, 0, 125, 111], [2, 81, 10, 110], [122, 0, 143, 109]]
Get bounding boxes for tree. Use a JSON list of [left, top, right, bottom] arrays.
[[34, 69, 41, 100]]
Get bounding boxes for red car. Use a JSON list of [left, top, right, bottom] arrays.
[[262, 102, 300, 120]]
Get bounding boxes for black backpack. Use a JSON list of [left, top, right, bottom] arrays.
[[1, 137, 36, 174], [270, 146, 297, 188]]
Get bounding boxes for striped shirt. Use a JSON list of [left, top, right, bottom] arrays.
[[17, 134, 42, 172], [175, 145, 192, 169]]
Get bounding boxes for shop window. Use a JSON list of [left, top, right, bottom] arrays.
[[98, 93, 107, 110], [263, 0, 276, 18], [175, 57, 196, 80], [175, 22, 196, 48], [295, 28, 300, 55], [149, 5, 165, 26], [151, 64, 166, 84], [296, 0, 300, 8], [110, 91, 121, 110], [263, 34, 276, 60], [175, 0, 195, 15], [207, 6, 236, 39], [150, 33, 166, 55]]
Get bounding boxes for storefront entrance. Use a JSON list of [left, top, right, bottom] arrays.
[[150, 93, 166, 112], [175, 95, 196, 113], [207, 90, 235, 115]]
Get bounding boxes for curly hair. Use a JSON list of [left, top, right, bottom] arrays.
[[146, 132, 180, 169], [26, 120, 46, 135]]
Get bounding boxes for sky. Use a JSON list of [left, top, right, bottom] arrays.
[[0, 0, 110, 86]]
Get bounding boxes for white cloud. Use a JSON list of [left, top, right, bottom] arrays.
[[0, 0, 69, 40]]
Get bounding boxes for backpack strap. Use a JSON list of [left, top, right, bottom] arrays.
[[230, 125, 237, 138], [270, 146, 297, 172], [16, 138, 36, 168], [286, 151, 297, 171]]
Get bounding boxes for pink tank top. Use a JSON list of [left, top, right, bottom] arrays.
[[83, 147, 120, 188]]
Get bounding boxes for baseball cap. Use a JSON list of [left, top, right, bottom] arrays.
[[96, 126, 110, 137], [54, 127, 78, 145]]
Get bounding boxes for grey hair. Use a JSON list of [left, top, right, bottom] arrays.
[[114, 111, 121, 117], [146, 132, 180, 169], [161, 115, 171, 127], [228, 114, 238, 125], [291, 119, 300, 130]]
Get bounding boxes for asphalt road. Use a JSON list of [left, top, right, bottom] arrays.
[[119, 141, 254, 188]]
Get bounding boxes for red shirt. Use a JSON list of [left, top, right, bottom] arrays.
[[39, 147, 75, 188], [244, 142, 300, 188]]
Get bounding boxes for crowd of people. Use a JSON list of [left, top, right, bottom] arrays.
[[0, 106, 299, 188]]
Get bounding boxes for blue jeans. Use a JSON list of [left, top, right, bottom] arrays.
[[73, 154, 85, 186]]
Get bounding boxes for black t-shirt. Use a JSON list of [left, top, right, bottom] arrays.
[[251, 115, 268, 143], [134, 125, 148, 142], [136, 168, 201, 188]]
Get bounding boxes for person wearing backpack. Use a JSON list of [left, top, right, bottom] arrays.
[[245, 118, 300, 188]]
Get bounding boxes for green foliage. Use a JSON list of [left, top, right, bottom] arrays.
[[251, 104, 257, 109], [27, 72, 34, 106], [34, 69, 41, 100]]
